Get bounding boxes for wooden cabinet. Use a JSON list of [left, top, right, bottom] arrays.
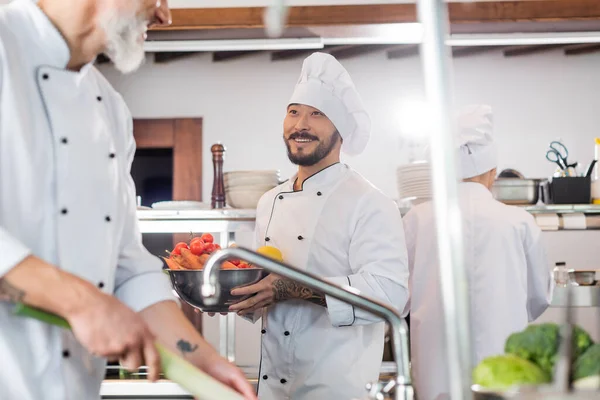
[[133, 118, 203, 202]]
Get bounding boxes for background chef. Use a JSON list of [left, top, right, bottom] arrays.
[[402, 105, 554, 400], [0, 0, 255, 399], [229, 52, 410, 400]]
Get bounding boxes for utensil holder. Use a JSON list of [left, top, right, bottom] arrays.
[[549, 177, 591, 204]]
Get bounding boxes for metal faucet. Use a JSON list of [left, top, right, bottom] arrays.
[[201, 247, 413, 400]]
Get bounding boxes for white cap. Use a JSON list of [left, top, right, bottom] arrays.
[[456, 104, 497, 179], [289, 52, 371, 156]]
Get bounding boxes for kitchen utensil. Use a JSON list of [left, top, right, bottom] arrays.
[[546, 141, 577, 176], [211, 143, 226, 209], [491, 179, 542, 205], [166, 267, 267, 313], [12, 304, 244, 400], [585, 160, 597, 179], [567, 270, 599, 286]]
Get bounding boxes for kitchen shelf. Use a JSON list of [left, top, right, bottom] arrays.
[[521, 205, 600, 214], [136, 209, 256, 234]]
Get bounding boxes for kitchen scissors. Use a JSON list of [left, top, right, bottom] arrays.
[[546, 141, 577, 175]]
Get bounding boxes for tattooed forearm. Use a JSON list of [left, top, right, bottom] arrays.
[[0, 278, 25, 303], [272, 279, 327, 307], [176, 339, 199, 358]]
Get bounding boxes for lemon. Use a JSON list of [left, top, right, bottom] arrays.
[[257, 246, 284, 262]]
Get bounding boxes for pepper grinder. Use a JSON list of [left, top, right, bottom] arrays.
[[211, 143, 226, 209]]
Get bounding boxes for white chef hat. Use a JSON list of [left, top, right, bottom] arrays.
[[456, 104, 497, 179], [288, 52, 371, 156]]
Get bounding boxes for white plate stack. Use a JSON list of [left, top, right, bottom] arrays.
[[225, 170, 281, 209], [396, 162, 432, 205]]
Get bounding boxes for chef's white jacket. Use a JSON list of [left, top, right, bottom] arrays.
[[0, 1, 175, 399], [402, 182, 554, 400], [252, 162, 410, 400]]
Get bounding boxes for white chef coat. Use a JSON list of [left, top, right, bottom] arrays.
[[252, 162, 409, 400], [0, 1, 175, 399], [402, 182, 554, 400]]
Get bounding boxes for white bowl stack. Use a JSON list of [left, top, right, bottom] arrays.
[[225, 170, 281, 209], [396, 162, 432, 205]]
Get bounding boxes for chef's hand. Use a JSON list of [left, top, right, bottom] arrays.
[[200, 353, 258, 400], [228, 274, 284, 315], [230, 274, 327, 315], [66, 292, 161, 381]]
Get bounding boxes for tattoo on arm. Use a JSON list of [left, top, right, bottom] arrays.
[[272, 279, 327, 307], [0, 278, 25, 303], [176, 339, 199, 358]]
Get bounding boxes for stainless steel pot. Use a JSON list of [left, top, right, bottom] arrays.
[[492, 179, 544, 205]]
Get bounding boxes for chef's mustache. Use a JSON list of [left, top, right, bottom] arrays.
[[289, 131, 319, 141]]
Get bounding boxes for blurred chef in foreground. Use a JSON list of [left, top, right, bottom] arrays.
[[228, 53, 410, 399], [0, 0, 255, 399], [402, 104, 554, 400]]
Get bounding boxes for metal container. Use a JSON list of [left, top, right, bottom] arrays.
[[165, 268, 267, 313], [568, 270, 599, 287], [492, 179, 543, 205]]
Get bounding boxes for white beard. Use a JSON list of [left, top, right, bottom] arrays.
[[100, 9, 147, 74]]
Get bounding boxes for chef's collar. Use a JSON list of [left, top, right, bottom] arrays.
[[460, 181, 493, 199], [287, 162, 347, 192], [19, 0, 71, 70]]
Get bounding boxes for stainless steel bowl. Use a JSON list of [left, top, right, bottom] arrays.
[[568, 270, 599, 286], [165, 268, 267, 312]]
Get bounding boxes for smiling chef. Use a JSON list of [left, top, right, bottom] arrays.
[[0, 0, 255, 399], [402, 105, 554, 400], [229, 52, 410, 399]]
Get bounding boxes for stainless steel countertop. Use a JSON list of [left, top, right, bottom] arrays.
[[101, 363, 399, 398], [551, 286, 600, 307]]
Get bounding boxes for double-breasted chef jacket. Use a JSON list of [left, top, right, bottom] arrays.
[[252, 162, 410, 400], [0, 1, 175, 399], [403, 182, 554, 400]]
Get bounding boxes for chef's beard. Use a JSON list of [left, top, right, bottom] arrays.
[[285, 130, 340, 167], [100, 9, 148, 74]]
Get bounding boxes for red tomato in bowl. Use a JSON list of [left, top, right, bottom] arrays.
[[171, 242, 189, 256], [190, 237, 204, 246], [190, 239, 205, 256], [204, 243, 217, 254], [200, 233, 214, 244]]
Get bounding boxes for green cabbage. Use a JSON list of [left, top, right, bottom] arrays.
[[473, 354, 551, 390]]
